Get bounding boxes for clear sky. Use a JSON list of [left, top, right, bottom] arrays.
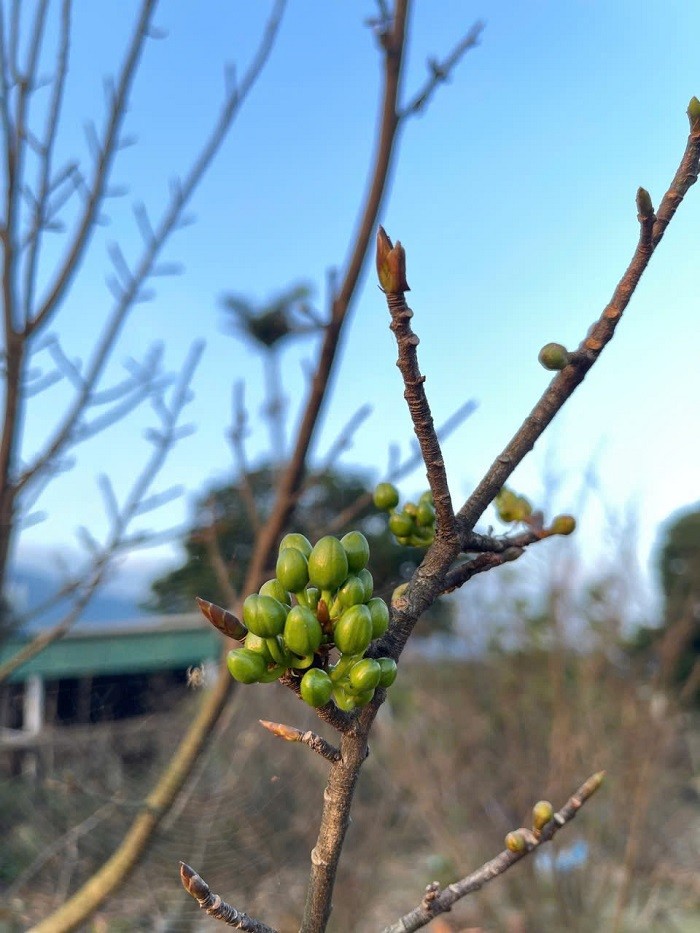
[[10, 1, 700, 618]]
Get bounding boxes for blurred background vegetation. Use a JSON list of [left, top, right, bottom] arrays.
[[2, 504, 699, 930]]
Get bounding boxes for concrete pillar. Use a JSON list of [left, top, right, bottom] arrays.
[[23, 675, 44, 734]]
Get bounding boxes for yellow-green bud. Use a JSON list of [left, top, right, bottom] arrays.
[[505, 831, 527, 853], [550, 514, 576, 536], [376, 226, 410, 293], [636, 187, 654, 220], [688, 96, 700, 131], [532, 800, 554, 831], [538, 342, 570, 371]]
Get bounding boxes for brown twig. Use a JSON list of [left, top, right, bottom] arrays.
[[455, 105, 700, 538], [180, 863, 279, 932], [381, 772, 606, 933], [259, 719, 341, 763], [381, 240, 457, 545]]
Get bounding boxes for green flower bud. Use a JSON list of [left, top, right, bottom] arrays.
[[377, 657, 397, 687], [242, 594, 288, 638], [226, 648, 267, 684], [532, 800, 554, 831], [258, 663, 286, 683], [334, 604, 373, 656], [367, 596, 390, 639], [351, 687, 375, 707], [332, 685, 358, 712], [389, 511, 415, 538], [308, 536, 349, 591], [416, 500, 436, 528], [259, 578, 290, 605], [265, 635, 292, 667], [300, 668, 333, 708], [276, 547, 309, 593], [373, 482, 400, 511], [338, 575, 367, 610], [391, 582, 409, 605], [244, 632, 275, 661], [284, 605, 323, 656], [688, 96, 700, 130], [279, 533, 312, 558], [538, 342, 570, 371], [348, 658, 381, 693], [357, 568, 373, 602], [340, 530, 370, 573]]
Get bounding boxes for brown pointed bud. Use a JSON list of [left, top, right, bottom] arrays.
[[505, 830, 527, 853], [687, 96, 700, 131], [259, 719, 302, 742], [538, 342, 570, 371], [550, 515, 576, 536], [196, 596, 247, 640], [532, 800, 554, 831], [376, 226, 410, 293], [180, 862, 209, 900], [636, 187, 654, 221], [502, 546, 524, 562]]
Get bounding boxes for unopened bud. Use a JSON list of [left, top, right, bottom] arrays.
[[196, 597, 247, 640], [505, 830, 527, 853], [688, 96, 700, 131], [636, 187, 654, 220], [532, 800, 554, 831], [376, 226, 410, 293], [538, 342, 570, 371], [550, 515, 576, 536]]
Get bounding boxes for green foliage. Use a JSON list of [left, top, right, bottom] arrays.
[[147, 465, 453, 635]]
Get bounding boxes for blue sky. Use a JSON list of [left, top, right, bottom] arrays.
[[10, 1, 700, 617]]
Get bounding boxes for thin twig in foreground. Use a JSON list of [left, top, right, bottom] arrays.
[[382, 771, 605, 933], [180, 863, 278, 932]]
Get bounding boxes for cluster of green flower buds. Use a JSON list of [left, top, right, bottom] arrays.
[[226, 531, 397, 711], [373, 483, 436, 548], [495, 486, 576, 538]]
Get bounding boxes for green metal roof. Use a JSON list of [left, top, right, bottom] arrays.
[[0, 615, 224, 683]]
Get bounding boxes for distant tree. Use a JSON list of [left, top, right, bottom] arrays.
[[655, 505, 700, 700], [147, 464, 453, 635]]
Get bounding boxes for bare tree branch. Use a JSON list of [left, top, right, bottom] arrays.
[[382, 771, 606, 933], [179, 862, 279, 932]]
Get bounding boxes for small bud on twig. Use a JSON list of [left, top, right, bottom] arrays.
[[532, 799, 554, 832], [636, 187, 654, 221], [376, 226, 410, 293], [549, 514, 576, 536], [538, 342, 571, 371], [196, 596, 247, 640], [687, 96, 700, 132], [505, 830, 527, 853]]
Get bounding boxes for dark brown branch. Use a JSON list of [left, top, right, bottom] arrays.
[[259, 719, 341, 763], [382, 771, 606, 933], [383, 264, 457, 545], [180, 863, 279, 932], [455, 110, 700, 537]]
